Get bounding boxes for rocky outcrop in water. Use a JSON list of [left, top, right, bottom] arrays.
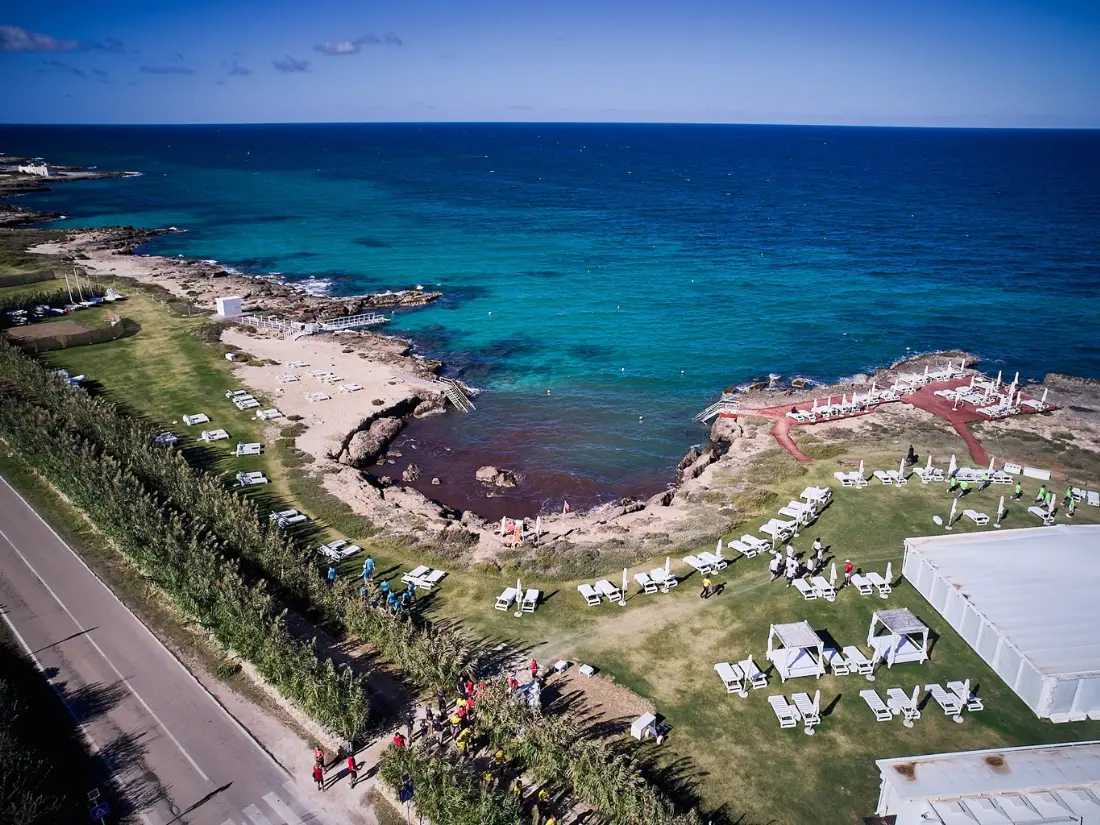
[[341, 417, 404, 467], [476, 466, 518, 488]]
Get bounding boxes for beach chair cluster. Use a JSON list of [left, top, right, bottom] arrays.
[[340, 383, 362, 393], [183, 413, 210, 426], [289, 360, 308, 368], [256, 408, 283, 420], [201, 428, 230, 442], [833, 469, 867, 488], [1028, 505, 1057, 526], [768, 690, 822, 735], [495, 587, 539, 613], [913, 464, 945, 483], [318, 539, 361, 562], [308, 369, 345, 386], [226, 389, 260, 410], [713, 656, 769, 697], [938, 371, 1051, 419], [269, 508, 309, 528], [858, 687, 921, 726], [849, 569, 893, 599], [728, 534, 770, 558], [235, 470, 268, 487], [872, 468, 908, 485], [892, 361, 965, 395], [1071, 488, 1100, 508], [402, 565, 447, 591], [577, 579, 623, 605], [953, 465, 1012, 484], [792, 575, 838, 602], [683, 551, 728, 575], [924, 679, 984, 722], [154, 431, 178, 446], [305, 392, 330, 403], [277, 374, 300, 383], [234, 441, 262, 457], [759, 517, 798, 544]]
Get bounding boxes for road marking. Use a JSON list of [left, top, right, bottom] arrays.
[[281, 782, 335, 825], [220, 820, 239, 825], [0, 475, 287, 776], [0, 523, 210, 783], [263, 793, 304, 825], [243, 804, 275, 825]]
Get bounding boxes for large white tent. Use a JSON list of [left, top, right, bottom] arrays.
[[904, 525, 1100, 722]]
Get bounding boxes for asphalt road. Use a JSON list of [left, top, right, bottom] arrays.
[[0, 474, 338, 825]]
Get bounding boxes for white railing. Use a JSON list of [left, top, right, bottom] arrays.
[[439, 378, 475, 412], [317, 312, 388, 332]]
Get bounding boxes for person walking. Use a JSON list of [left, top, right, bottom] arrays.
[[768, 551, 782, 581], [512, 778, 524, 803], [1068, 498, 1077, 518], [346, 754, 358, 788], [392, 732, 406, 750], [530, 658, 539, 681], [1014, 481, 1023, 500], [700, 575, 713, 599], [955, 479, 969, 500], [362, 556, 374, 579], [436, 688, 446, 714], [1034, 484, 1047, 505], [326, 566, 337, 588], [313, 763, 325, 792], [784, 557, 798, 588], [313, 746, 325, 769], [844, 559, 854, 587], [812, 538, 824, 563], [405, 580, 417, 602]]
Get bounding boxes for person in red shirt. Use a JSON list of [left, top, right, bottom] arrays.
[[508, 674, 519, 692], [313, 764, 325, 792], [844, 559, 854, 586], [346, 754, 359, 788], [529, 659, 538, 680], [393, 732, 406, 750]]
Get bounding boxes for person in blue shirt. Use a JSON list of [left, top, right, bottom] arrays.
[[362, 557, 375, 579], [405, 581, 416, 601], [379, 580, 390, 595], [326, 567, 337, 588]]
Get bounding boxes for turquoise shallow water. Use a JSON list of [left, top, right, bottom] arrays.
[[4, 124, 1099, 512]]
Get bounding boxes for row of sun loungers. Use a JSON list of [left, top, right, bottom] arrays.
[[833, 470, 867, 488], [1070, 488, 1100, 507], [269, 508, 309, 528], [849, 572, 892, 598], [401, 565, 447, 590], [235, 470, 268, 487], [714, 658, 769, 695], [578, 580, 622, 605], [873, 469, 908, 485], [495, 587, 540, 612], [318, 539, 361, 562], [768, 691, 821, 733], [635, 569, 679, 593], [860, 681, 983, 726]]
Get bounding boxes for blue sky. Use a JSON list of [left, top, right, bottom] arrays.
[[2, 0, 1099, 126]]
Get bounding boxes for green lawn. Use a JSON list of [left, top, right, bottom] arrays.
[[6, 273, 1100, 824]]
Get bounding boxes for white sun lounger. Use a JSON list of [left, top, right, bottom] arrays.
[[322, 374, 345, 384], [843, 646, 875, 676], [833, 471, 856, 487], [823, 648, 849, 675], [201, 429, 230, 442], [578, 583, 601, 606], [792, 579, 817, 601], [963, 509, 990, 525], [714, 662, 745, 694], [634, 572, 659, 594], [308, 369, 327, 376], [235, 471, 268, 486], [925, 684, 964, 718], [1028, 505, 1055, 525], [340, 384, 362, 393], [873, 470, 894, 485], [495, 587, 519, 610], [947, 680, 983, 712], [277, 374, 299, 383], [402, 565, 430, 584], [914, 467, 945, 484], [811, 576, 836, 601], [1088, 492, 1100, 507], [306, 392, 330, 402], [791, 692, 820, 729], [650, 568, 678, 590], [743, 535, 771, 553], [595, 579, 623, 601], [289, 361, 308, 368], [683, 555, 714, 575], [867, 571, 892, 598], [779, 502, 815, 524], [738, 657, 768, 689], [417, 569, 447, 590], [522, 589, 539, 613], [886, 688, 921, 726], [768, 695, 800, 729], [183, 413, 210, 426], [801, 486, 831, 506], [728, 539, 758, 559], [849, 573, 874, 596], [256, 408, 283, 420], [698, 551, 728, 571], [225, 390, 250, 399], [235, 442, 262, 456], [859, 689, 894, 722]]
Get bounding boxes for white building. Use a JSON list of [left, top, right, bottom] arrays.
[[17, 163, 54, 177], [215, 296, 242, 318], [875, 740, 1100, 824], [903, 525, 1100, 722]]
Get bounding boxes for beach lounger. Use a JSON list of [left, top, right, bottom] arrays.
[[990, 471, 1013, 485], [823, 648, 850, 676], [728, 539, 758, 559], [318, 539, 347, 560], [890, 469, 908, 485], [683, 555, 714, 575], [886, 688, 921, 726], [849, 573, 874, 596], [595, 580, 623, 601], [306, 392, 331, 403], [202, 429, 230, 442], [322, 374, 345, 384], [522, 589, 539, 613], [767, 695, 800, 729], [925, 684, 964, 719], [495, 588, 518, 610], [739, 657, 768, 689], [183, 413, 210, 426], [791, 692, 820, 730], [256, 408, 283, 420], [290, 361, 308, 368], [947, 680, 983, 712], [1072, 487, 1087, 502], [235, 471, 268, 487], [235, 442, 262, 456], [714, 662, 745, 695], [277, 374, 299, 383], [650, 568, 678, 590], [742, 535, 771, 553], [811, 576, 836, 601], [154, 432, 178, 446], [417, 569, 447, 590], [1028, 505, 1055, 525], [1088, 492, 1100, 507], [963, 509, 990, 525], [308, 369, 327, 376], [792, 579, 817, 601], [340, 384, 362, 393], [779, 502, 815, 524], [843, 646, 875, 676], [833, 471, 856, 488], [859, 689, 893, 722], [634, 572, 659, 594], [760, 519, 796, 541], [578, 583, 601, 606], [867, 571, 892, 598], [873, 470, 893, 485], [402, 565, 430, 585], [800, 486, 832, 506], [225, 390, 250, 399], [699, 551, 728, 571], [914, 467, 945, 484]]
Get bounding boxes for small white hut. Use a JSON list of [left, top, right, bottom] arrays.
[[867, 608, 929, 667], [766, 621, 826, 681]]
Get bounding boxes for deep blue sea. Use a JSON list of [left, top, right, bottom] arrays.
[[3, 124, 1099, 513]]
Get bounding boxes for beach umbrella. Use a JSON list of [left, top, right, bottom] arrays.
[[665, 556, 671, 576], [988, 456, 996, 472], [829, 563, 837, 587], [535, 515, 542, 541], [948, 454, 957, 478], [969, 374, 976, 388], [1013, 371, 1020, 384], [1041, 388, 1049, 403], [898, 456, 906, 482], [842, 393, 848, 406], [870, 381, 876, 399], [925, 454, 933, 472], [858, 459, 864, 478], [946, 498, 957, 530], [515, 577, 524, 617], [621, 568, 628, 606], [716, 539, 724, 560], [885, 562, 893, 585], [500, 516, 507, 536], [513, 522, 522, 548], [995, 369, 1002, 387], [995, 495, 1005, 528], [923, 365, 929, 381], [812, 397, 819, 412]]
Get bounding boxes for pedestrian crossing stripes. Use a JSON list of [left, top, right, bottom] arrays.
[[207, 780, 338, 825]]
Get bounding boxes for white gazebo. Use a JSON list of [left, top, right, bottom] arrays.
[[867, 608, 929, 667], [766, 621, 826, 682]]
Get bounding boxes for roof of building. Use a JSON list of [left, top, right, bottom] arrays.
[[771, 620, 823, 649], [873, 608, 927, 635], [905, 525, 1100, 678]]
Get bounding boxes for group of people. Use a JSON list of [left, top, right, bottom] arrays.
[[355, 557, 420, 615], [311, 744, 361, 792], [768, 538, 829, 585]]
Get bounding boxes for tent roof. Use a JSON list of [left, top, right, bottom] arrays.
[[874, 608, 928, 635], [905, 525, 1100, 677], [771, 621, 823, 649]]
